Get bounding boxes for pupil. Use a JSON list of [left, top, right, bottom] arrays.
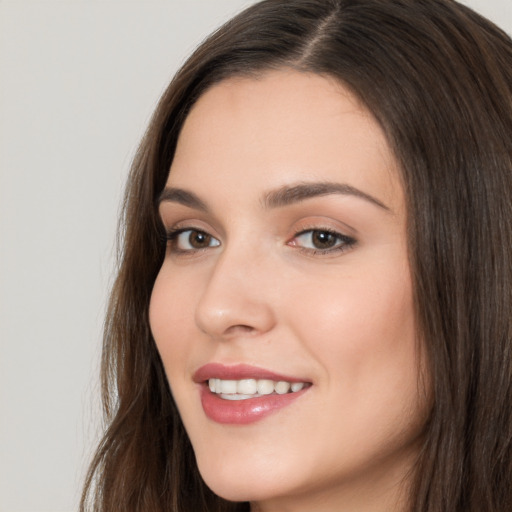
[[190, 231, 210, 248], [312, 231, 336, 249]]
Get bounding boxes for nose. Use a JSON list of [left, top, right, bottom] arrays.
[[194, 246, 277, 340]]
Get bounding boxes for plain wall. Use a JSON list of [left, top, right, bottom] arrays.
[[1, 1, 510, 511]]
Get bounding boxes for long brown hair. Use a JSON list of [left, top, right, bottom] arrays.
[[80, 1, 512, 510]]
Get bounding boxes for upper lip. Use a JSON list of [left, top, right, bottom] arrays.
[[193, 363, 309, 384]]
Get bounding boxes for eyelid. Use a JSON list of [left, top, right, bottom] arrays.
[[288, 226, 357, 256], [164, 225, 221, 255], [158, 206, 221, 237], [160, 214, 219, 237]]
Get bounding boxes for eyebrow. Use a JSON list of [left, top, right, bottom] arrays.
[[157, 181, 390, 212], [157, 187, 208, 212], [262, 181, 390, 211]]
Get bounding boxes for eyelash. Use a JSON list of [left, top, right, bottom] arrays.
[[290, 228, 357, 255], [165, 227, 220, 254], [163, 227, 357, 256]]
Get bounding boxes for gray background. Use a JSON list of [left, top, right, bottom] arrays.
[[1, 1, 510, 510]]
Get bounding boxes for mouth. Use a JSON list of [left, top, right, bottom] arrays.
[[194, 363, 312, 424], [208, 378, 308, 400]]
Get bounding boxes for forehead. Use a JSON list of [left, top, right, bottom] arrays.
[[169, 69, 403, 214]]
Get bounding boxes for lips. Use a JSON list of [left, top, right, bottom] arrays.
[[193, 363, 308, 383], [193, 363, 311, 424]]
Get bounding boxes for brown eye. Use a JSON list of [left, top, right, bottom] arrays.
[[311, 230, 338, 249], [188, 230, 212, 248], [291, 229, 356, 254], [169, 229, 220, 252]]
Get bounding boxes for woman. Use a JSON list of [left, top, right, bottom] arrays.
[[81, 0, 512, 511]]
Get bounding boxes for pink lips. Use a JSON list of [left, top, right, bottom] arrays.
[[193, 363, 310, 425]]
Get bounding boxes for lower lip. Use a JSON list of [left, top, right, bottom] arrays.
[[200, 385, 308, 425]]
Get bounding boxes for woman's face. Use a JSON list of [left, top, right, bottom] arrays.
[[150, 70, 429, 511]]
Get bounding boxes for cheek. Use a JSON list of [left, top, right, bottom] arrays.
[[286, 259, 420, 408], [289, 266, 427, 459], [289, 262, 415, 353], [149, 270, 195, 377]]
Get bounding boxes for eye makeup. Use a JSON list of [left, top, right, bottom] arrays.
[[288, 228, 357, 256]]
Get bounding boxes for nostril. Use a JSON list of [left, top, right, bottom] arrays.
[[225, 324, 255, 336]]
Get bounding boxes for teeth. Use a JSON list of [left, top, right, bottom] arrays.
[[208, 378, 308, 398], [275, 381, 291, 394], [219, 379, 237, 394], [238, 379, 257, 394], [257, 379, 274, 395]]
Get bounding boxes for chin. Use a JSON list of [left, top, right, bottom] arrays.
[[200, 470, 270, 503], [195, 452, 294, 503]]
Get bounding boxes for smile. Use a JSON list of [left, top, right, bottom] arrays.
[[194, 364, 311, 424], [208, 378, 307, 400]]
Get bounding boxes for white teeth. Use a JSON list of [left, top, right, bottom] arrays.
[[237, 379, 257, 394], [257, 379, 274, 395], [220, 380, 237, 394], [221, 393, 254, 401], [207, 378, 308, 398], [275, 381, 291, 394]]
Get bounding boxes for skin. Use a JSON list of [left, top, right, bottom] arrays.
[[149, 70, 430, 512]]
